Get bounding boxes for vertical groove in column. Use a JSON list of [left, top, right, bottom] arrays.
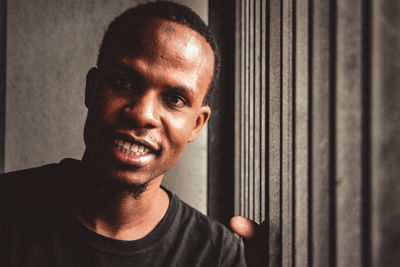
[[253, 0, 261, 223], [265, 0, 271, 261], [282, 0, 294, 265], [0, 0, 6, 174], [311, 0, 334, 266], [268, 0, 282, 265], [247, 0, 251, 219], [248, 0, 255, 220], [329, 0, 337, 265], [239, 0, 246, 216], [234, 0, 242, 217], [336, 0, 362, 266], [307, 0, 313, 266], [361, 0, 371, 266], [294, 0, 310, 266], [292, 3, 297, 266], [371, 0, 400, 266], [279, 4, 282, 265], [260, 0, 267, 223], [290, 0, 297, 267], [279, 0, 284, 265], [279, 0, 284, 262], [244, 0, 249, 218]]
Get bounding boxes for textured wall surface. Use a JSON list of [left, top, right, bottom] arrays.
[[5, 0, 208, 214], [234, 0, 400, 266]]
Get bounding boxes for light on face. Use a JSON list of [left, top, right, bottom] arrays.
[[182, 39, 201, 60]]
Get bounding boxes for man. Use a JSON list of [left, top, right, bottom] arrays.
[[0, 1, 266, 266]]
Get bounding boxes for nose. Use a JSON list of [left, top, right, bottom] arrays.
[[122, 91, 161, 129]]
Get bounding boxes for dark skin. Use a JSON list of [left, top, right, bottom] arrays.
[[78, 17, 268, 265]]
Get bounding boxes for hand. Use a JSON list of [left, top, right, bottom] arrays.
[[230, 216, 268, 267]]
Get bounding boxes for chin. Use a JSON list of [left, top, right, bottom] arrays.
[[105, 167, 162, 187]]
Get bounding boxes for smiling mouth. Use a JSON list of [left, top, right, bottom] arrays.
[[113, 138, 152, 156]]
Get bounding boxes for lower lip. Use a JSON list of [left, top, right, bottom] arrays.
[[111, 146, 156, 167]]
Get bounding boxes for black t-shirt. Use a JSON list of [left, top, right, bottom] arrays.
[[0, 159, 246, 266]]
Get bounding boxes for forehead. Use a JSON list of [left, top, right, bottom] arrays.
[[104, 17, 214, 70]]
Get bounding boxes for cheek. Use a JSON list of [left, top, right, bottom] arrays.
[[163, 113, 196, 147], [91, 93, 121, 125]]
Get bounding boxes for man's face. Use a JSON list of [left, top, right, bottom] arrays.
[[83, 18, 213, 186]]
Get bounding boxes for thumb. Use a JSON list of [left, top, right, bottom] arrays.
[[230, 216, 259, 240], [230, 216, 268, 267]]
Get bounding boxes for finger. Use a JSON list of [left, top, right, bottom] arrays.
[[230, 216, 258, 240]]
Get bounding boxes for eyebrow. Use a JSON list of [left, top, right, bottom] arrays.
[[109, 60, 143, 79], [166, 85, 195, 100]]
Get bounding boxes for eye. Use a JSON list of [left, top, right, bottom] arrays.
[[111, 75, 137, 93], [163, 93, 188, 109]]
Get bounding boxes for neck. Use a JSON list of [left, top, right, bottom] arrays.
[[68, 160, 170, 241]]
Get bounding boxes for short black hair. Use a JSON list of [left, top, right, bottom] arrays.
[[97, 1, 220, 105]]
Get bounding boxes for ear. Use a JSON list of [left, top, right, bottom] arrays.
[[188, 105, 211, 143], [85, 67, 99, 108]]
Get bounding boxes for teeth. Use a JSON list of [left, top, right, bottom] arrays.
[[122, 141, 131, 150], [114, 138, 151, 156], [131, 144, 138, 152]]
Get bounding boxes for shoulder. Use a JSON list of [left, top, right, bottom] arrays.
[[0, 163, 60, 194], [177, 197, 242, 245], [0, 163, 61, 193], [178, 198, 235, 238], [0, 161, 70, 215], [0, 163, 60, 181], [0, 158, 78, 192], [0, 162, 71, 261], [169, 193, 246, 266]]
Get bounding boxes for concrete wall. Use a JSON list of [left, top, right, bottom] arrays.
[[234, 0, 400, 265], [5, 0, 208, 214]]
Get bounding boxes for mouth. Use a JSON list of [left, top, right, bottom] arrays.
[[109, 133, 160, 167], [113, 138, 153, 156]]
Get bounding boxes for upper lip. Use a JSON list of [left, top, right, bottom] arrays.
[[110, 132, 160, 153]]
